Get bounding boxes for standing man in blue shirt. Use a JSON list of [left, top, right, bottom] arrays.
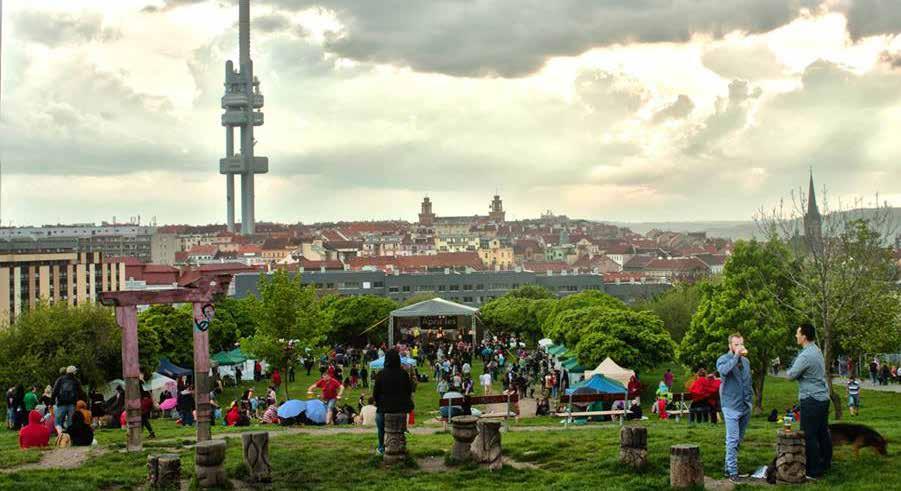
[[786, 322, 832, 479], [716, 333, 753, 482]]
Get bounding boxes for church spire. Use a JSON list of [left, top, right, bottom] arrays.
[[807, 168, 820, 220]]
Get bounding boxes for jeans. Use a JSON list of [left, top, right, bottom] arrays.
[[724, 411, 750, 476], [376, 412, 385, 453], [800, 398, 832, 477], [55, 404, 75, 429]]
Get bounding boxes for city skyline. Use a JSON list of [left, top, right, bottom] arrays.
[[1, 1, 900, 226]]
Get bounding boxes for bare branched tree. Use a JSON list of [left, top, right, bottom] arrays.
[[755, 178, 899, 419]]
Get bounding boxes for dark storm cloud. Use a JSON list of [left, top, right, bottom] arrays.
[[14, 10, 120, 46], [842, 0, 901, 39], [652, 95, 695, 123], [148, 0, 822, 77]]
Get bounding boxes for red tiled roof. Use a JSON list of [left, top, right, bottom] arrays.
[[238, 245, 263, 255], [694, 254, 728, 267], [187, 245, 218, 256], [144, 264, 179, 273], [174, 251, 189, 263], [603, 244, 634, 255], [348, 252, 483, 272], [320, 229, 347, 242]]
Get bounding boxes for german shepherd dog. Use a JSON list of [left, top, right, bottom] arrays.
[[829, 423, 888, 457], [766, 423, 887, 483]]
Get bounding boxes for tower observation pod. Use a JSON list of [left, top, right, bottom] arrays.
[[221, 0, 268, 235]]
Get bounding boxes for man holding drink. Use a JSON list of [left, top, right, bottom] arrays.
[[716, 333, 753, 482]]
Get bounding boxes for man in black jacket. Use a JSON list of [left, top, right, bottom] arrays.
[[372, 350, 414, 456]]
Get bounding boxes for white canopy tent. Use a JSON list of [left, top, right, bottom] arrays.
[[582, 357, 635, 387]]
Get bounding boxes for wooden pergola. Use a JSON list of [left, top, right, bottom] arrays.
[[99, 273, 232, 452]]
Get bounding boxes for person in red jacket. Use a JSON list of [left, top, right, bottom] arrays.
[[272, 368, 282, 390], [627, 374, 642, 402], [688, 370, 712, 423], [19, 410, 50, 449], [706, 372, 721, 424]]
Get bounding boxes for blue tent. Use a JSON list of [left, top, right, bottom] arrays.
[[156, 357, 192, 379], [369, 356, 417, 369], [565, 374, 627, 395]]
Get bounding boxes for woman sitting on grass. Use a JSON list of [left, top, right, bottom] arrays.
[[66, 411, 94, 446], [19, 410, 50, 449]]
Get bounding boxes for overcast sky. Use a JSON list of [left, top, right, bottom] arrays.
[[2, 0, 900, 226]]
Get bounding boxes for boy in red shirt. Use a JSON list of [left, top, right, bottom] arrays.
[[308, 368, 344, 424]]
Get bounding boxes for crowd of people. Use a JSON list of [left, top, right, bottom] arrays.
[[7, 366, 99, 449]]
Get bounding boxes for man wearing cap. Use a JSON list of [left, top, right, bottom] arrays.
[[52, 366, 83, 429]]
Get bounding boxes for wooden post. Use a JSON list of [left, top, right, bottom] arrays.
[[193, 302, 212, 443], [383, 412, 408, 465], [195, 440, 227, 488], [148, 454, 181, 488], [619, 426, 648, 469], [117, 306, 143, 453], [776, 431, 806, 484], [670, 444, 704, 488], [471, 420, 502, 470], [449, 415, 479, 463], [242, 432, 271, 483]]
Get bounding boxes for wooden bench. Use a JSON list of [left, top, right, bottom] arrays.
[[668, 392, 692, 421], [553, 393, 630, 428], [438, 393, 520, 430]]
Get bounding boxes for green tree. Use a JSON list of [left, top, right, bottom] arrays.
[[480, 296, 540, 343], [678, 240, 798, 411], [208, 296, 259, 353], [138, 304, 195, 368], [543, 291, 627, 343], [573, 310, 675, 371], [323, 295, 399, 345], [0, 303, 159, 390], [241, 270, 327, 398], [506, 284, 556, 300], [635, 282, 705, 341]]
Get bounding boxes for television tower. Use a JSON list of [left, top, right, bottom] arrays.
[[221, 0, 268, 235]]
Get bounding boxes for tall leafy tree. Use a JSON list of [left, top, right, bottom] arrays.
[[241, 270, 327, 397], [322, 295, 399, 345], [543, 291, 627, 343], [506, 284, 556, 300], [0, 303, 160, 390], [573, 310, 675, 371], [679, 240, 798, 411], [759, 189, 899, 418], [634, 282, 705, 341], [207, 295, 259, 353], [138, 304, 195, 368]]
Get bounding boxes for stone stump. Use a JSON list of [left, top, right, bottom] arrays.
[[776, 431, 806, 484], [450, 416, 479, 463], [147, 453, 181, 488], [670, 444, 704, 488], [518, 398, 538, 418], [619, 426, 648, 470], [471, 420, 502, 470], [383, 413, 408, 465], [195, 440, 227, 488], [242, 431, 272, 483]]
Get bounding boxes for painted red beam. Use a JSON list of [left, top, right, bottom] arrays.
[[100, 275, 232, 307]]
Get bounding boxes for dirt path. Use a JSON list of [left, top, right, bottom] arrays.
[[1, 446, 106, 474]]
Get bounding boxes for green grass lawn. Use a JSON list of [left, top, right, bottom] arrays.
[[0, 367, 898, 490]]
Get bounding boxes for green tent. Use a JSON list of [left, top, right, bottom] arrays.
[[211, 348, 248, 366], [547, 344, 568, 356], [561, 357, 584, 372]]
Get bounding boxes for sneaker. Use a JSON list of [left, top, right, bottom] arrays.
[[805, 475, 819, 481], [727, 475, 742, 483]]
